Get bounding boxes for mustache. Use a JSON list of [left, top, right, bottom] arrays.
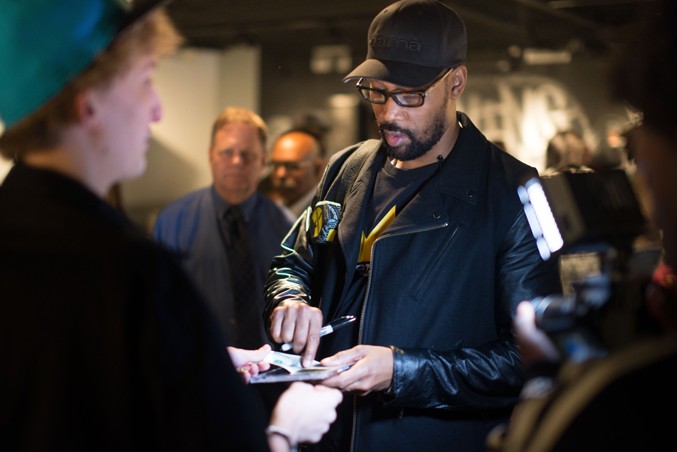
[[378, 123, 413, 139]]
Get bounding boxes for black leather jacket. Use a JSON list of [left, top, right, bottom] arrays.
[[264, 113, 561, 451]]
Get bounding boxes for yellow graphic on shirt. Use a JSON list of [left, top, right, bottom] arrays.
[[358, 205, 397, 263], [312, 207, 323, 237]]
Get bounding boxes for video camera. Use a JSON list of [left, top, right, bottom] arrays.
[[518, 169, 657, 362]]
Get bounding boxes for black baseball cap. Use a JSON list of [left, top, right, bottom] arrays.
[[343, 0, 467, 88]]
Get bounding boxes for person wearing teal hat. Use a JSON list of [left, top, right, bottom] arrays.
[[0, 1, 341, 451]]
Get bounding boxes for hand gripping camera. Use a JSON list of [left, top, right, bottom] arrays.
[[518, 169, 658, 362]]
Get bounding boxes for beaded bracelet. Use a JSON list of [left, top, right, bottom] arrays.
[[266, 425, 298, 452]]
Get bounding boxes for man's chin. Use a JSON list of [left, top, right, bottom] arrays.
[[383, 145, 413, 162]]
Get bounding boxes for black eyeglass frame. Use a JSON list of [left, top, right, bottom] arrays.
[[356, 67, 455, 108], [268, 159, 314, 172]]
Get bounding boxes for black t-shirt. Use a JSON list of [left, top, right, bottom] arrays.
[[327, 158, 440, 343]]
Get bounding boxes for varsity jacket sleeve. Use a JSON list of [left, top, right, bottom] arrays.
[[383, 210, 561, 411], [263, 142, 374, 327], [263, 214, 316, 319]]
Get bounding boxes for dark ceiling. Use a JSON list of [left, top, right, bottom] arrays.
[[166, 0, 657, 63]]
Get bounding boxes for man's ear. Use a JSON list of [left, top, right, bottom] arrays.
[[450, 65, 468, 100], [74, 90, 99, 127]]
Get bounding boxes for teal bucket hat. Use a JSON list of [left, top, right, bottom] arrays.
[[0, 0, 167, 130]]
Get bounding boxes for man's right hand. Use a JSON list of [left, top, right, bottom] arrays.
[[268, 300, 323, 367]]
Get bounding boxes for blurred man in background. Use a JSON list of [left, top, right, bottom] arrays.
[[267, 128, 327, 218], [153, 107, 294, 349]]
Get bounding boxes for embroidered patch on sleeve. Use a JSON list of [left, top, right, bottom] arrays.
[[307, 200, 342, 244]]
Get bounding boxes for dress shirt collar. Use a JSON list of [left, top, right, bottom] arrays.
[[210, 185, 258, 223]]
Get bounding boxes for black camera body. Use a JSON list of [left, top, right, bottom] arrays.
[[530, 247, 657, 361], [519, 170, 657, 361]]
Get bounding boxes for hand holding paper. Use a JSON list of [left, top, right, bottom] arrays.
[[249, 351, 350, 384]]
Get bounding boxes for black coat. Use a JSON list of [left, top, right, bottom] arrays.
[[0, 164, 269, 451], [264, 113, 562, 451]]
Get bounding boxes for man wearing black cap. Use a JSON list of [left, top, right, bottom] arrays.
[[263, 1, 561, 450], [0, 1, 342, 450]]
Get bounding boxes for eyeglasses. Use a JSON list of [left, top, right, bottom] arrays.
[[216, 149, 260, 165], [356, 68, 454, 108], [269, 159, 313, 172]]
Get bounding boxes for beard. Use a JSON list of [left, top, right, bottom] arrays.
[[377, 112, 447, 161]]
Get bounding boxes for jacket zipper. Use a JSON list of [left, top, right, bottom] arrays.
[[348, 221, 450, 452]]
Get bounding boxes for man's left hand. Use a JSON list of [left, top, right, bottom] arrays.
[[319, 345, 393, 395]]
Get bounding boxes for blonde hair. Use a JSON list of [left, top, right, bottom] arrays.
[[210, 107, 269, 149], [0, 8, 183, 160]]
